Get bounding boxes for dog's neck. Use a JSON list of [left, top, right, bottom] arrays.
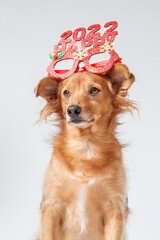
[[54, 117, 121, 177]]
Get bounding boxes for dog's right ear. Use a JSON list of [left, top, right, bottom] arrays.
[[105, 63, 135, 97], [34, 76, 61, 101]]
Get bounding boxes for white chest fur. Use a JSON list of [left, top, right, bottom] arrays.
[[75, 184, 88, 234], [74, 178, 96, 234]]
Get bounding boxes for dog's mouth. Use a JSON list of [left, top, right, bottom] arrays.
[[69, 118, 95, 126], [70, 119, 87, 124]]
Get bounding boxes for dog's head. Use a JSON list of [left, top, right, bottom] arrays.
[[35, 63, 135, 128]]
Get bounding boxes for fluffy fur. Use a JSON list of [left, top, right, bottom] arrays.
[[35, 63, 136, 240]]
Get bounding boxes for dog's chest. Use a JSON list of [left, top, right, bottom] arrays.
[[73, 183, 88, 234], [62, 177, 104, 236]]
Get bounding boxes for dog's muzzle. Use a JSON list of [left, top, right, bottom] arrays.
[[67, 105, 87, 124]]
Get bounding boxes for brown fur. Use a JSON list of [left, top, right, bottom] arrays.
[[35, 63, 136, 240]]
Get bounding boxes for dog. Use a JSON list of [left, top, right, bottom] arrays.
[[35, 63, 136, 240]]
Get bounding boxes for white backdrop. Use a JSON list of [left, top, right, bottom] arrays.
[[0, 0, 160, 239]]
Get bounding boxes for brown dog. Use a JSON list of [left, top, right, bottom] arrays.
[[35, 63, 136, 240]]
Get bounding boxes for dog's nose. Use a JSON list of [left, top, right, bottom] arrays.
[[67, 105, 82, 117]]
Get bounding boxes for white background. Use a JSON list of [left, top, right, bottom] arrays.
[[0, 0, 160, 239]]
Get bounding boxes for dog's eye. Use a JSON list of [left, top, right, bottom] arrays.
[[89, 87, 100, 96], [63, 90, 70, 98]]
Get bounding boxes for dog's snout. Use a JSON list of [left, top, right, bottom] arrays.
[[67, 105, 82, 117]]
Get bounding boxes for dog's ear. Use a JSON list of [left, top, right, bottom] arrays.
[[106, 63, 135, 97], [34, 76, 61, 101]]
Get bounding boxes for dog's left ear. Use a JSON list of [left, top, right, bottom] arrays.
[[106, 63, 135, 97], [34, 76, 61, 101]]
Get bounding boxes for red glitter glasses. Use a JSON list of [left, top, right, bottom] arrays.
[[47, 21, 121, 79]]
